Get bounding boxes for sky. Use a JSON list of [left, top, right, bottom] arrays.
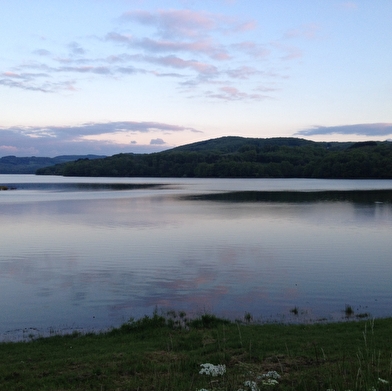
[[1, 0, 391, 157]]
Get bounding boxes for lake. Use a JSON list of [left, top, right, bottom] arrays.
[[1, 175, 392, 340]]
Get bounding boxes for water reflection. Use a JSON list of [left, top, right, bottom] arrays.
[[184, 189, 392, 203], [1, 177, 392, 340], [0, 181, 165, 191]]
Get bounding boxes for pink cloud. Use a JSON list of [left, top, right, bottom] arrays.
[[0, 7, 295, 103], [107, 32, 230, 60], [147, 55, 219, 75], [121, 9, 217, 38], [121, 9, 255, 39], [138, 37, 231, 60], [2, 72, 23, 78], [0, 145, 18, 153]]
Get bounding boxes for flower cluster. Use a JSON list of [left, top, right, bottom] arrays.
[[198, 364, 282, 391], [261, 371, 281, 380], [243, 380, 258, 391], [259, 370, 281, 386], [199, 363, 226, 377], [238, 371, 281, 390]]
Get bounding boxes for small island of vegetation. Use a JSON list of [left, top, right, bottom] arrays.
[[36, 137, 392, 178]]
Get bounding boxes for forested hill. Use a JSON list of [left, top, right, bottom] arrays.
[[35, 136, 392, 179], [0, 154, 105, 174]]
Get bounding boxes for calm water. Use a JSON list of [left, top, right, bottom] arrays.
[[1, 175, 392, 340]]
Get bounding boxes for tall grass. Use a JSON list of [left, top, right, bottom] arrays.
[[0, 311, 391, 390]]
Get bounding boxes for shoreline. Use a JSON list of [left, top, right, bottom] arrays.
[[0, 308, 378, 344], [1, 313, 391, 390]]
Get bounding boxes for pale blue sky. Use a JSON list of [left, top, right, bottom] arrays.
[[1, 0, 391, 156]]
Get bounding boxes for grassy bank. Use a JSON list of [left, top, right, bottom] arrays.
[[0, 312, 391, 391]]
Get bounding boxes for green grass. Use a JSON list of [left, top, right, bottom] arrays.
[[0, 312, 391, 390]]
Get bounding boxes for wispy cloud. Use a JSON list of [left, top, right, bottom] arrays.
[[106, 33, 231, 60], [144, 54, 219, 75], [294, 123, 392, 137], [119, 9, 236, 38], [33, 49, 51, 56], [226, 66, 261, 79], [12, 121, 202, 137], [0, 71, 73, 93], [0, 8, 300, 101]]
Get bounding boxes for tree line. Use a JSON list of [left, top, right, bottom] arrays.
[[36, 137, 392, 179]]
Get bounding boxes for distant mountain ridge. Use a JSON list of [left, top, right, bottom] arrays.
[[35, 136, 392, 179], [0, 155, 105, 174]]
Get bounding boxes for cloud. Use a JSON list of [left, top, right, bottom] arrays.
[[0, 8, 291, 102], [106, 33, 231, 60], [119, 9, 220, 38], [57, 65, 112, 75], [1, 67, 78, 92], [0, 76, 51, 93], [68, 41, 86, 56], [140, 37, 230, 61], [294, 123, 392, 137], [144, 54, 219, 75], [0, 121, 202, 156], [226, 66, 261, 79], [33, 49, 51, 56], [35, 121, 203, 136], [150, 138, 166, 145]]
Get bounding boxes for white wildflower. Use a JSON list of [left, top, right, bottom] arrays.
[[244, 380, 259, 391], [378, 377, 389, 384], [199, 363, 226, 376], [261, 371, 281, 380]]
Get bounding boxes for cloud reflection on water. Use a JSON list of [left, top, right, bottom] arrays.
[[1, 179, 392, 339]]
